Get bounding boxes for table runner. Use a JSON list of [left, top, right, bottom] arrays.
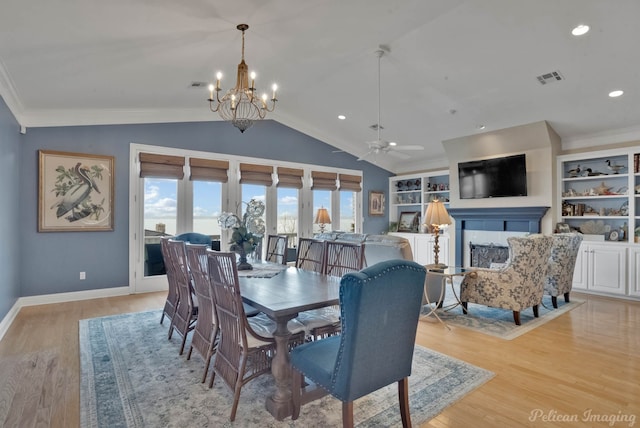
[[236, 263, 288, 278]]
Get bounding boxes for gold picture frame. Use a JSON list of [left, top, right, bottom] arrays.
[[397, 211, 419, 232], [38, 150, 114, 232], [369, 190, 385, 216]]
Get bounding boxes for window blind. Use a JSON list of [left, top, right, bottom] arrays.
[[239, 163, 274, 186], [276, 167, 304, 189], [338, 173, 362, 192], [311, 171, 338, 190], [139, 152, 185, 179], [189, 158, 229, 182]]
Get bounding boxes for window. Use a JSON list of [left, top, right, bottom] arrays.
[[340, 191, 356, 232], [139, 152, 185, 278], [277, 187, 298, 246], [276, 167, 303, 248], [193, 181, 222, 238], [189, 157, 228, 241], [131, 145, 362, 292], [313, 189, 332, 233]]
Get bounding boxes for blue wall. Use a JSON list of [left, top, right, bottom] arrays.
[[19, 119, 392, 297], [0, 97, 21, 319]]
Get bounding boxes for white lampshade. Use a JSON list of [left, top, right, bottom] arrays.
[[425, 200, 451, 231], [314, 207, 331, 225]]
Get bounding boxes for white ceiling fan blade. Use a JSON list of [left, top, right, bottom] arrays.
[[388, 151, 411, 159], [394, 145, 424, 151], [365, 139, 387, 148], [357, 151, 372, 161]]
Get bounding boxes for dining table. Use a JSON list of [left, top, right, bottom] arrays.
[[238, 265, 340, 420]]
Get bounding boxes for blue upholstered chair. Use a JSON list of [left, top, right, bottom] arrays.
[[290, 259, 426, 428], [173, 232, 212, 246]]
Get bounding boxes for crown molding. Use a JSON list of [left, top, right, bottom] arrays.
[[561, 125, 640, 151], [0, 58, 25, 126], [18, 107, 217, 128]]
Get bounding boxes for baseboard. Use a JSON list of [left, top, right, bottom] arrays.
[[17, 286, 132, 307], [0, 286, 133, 343], [0, 300, 21, 343]]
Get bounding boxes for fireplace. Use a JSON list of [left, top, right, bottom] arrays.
[[469, 243, 509, 268], [447, 206, 549, 266]]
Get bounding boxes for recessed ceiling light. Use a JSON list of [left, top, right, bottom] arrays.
[[609, 90, 624, 98], [389, 142, 397, 146], [571, 24, 590, 36], [476, 125, 486, 130], [338, 115, 346, 120]]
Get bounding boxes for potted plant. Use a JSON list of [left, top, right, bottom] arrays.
[[218, 199, 265, 270]]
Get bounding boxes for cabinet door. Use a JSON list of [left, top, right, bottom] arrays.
[[413, 234, 434, 265], [572, 242, 589, 290], [437, 235, 450, 266], [588, 244, 627, 294], [628, 248, 640, 297]]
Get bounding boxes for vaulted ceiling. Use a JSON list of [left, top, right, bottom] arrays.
[[1, 0, 639, 173]]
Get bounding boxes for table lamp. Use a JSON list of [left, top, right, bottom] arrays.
[[314, 207, 331, 233], [424, 199, 451, 269]]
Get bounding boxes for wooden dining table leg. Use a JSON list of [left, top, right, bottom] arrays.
[[265, 314, 296, 420]]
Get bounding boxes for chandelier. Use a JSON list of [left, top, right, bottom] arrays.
[[207, 24, 278, 133]]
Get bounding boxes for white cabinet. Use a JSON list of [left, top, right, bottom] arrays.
[[627, 247, 640, 297], [573, 242, 627, 295], [389, 232, 450, 266], [389, 170, 449, 232]]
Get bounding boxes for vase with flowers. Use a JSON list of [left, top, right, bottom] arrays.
[[218, 199, 266, 270]]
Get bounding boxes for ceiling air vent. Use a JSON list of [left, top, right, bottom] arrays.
[[189, 81, 208, 88], [536, 71, 564, 85]]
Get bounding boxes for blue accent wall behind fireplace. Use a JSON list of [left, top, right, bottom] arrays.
[[447, 206, 550, 266]]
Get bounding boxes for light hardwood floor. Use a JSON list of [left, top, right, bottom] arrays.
[[0, 291, 638, 427]]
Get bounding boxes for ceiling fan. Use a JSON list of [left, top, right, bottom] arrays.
[[358, 48, 424, 161]]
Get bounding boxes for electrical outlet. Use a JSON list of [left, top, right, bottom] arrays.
[[80, 271, 86, 280]]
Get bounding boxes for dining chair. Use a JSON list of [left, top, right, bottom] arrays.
[[308, 241, 365, 339], [185, 243, 218, 383], [265, 234, 288, 264], [159, 237, 179, 331], [290, 259, 427, 428], [206, 250, 306, 421], [165, 239, 198, 355], [293, 238, 342, 340], [295, 238, 326, 273], [324, 241, 364, 277]]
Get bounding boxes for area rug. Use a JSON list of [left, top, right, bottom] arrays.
[[423, 295, 584, 340], [79, 310, 494, 427]]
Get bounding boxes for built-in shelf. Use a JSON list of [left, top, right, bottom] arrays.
[[389, 170, 449, 232]]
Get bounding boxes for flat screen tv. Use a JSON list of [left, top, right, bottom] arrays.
[[458, 154, 527, 199]]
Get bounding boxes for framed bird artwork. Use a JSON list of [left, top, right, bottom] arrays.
[[38, 150, 114, 232]]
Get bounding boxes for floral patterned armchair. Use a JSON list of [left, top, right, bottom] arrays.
[[544, 233, 583, 308], [460, 235, 553, 325]]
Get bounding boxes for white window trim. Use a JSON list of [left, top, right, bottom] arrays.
[[129, 143, 362, 293]]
